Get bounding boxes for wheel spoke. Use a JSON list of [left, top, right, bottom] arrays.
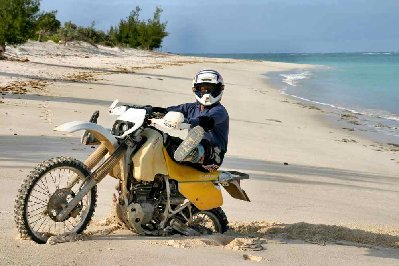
[[27, 205, 46, 213], [66, 219, 76, 229], [32, 216, 47, 231], [57, 170, 64, 189], [27, 211, 44, 219], [30, 194, 48, 204], [28, 200, 47, 207], [36, 217, 49, 232], [34, 183, 51, 197], [30, 215, 46, 227], [65, 220, 73, 231], [32, 188, 50, 198], [49, 171, 56, 186], [41, 175, 51, 194], [47, 221, 52, 235]]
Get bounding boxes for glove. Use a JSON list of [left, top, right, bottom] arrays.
[[198, 116, 215, 132], [152, 106, 167, 114], [151, 107, 167, 119]]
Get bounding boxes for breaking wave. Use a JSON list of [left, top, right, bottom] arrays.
[[282, 90, 399, 122], [280, 71, 312, 87], [281, 90, 399, 138], [362, 52, 393, 55]]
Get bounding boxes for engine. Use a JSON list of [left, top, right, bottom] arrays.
[[129, 181, 161, 225], [133, 183, 158, 204], [168, 180, 185, 205], [127, 178, 185, 228]]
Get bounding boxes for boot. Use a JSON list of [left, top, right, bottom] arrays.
[[174, 126, 204, 162]]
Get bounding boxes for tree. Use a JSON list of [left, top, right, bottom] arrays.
[[110, 6, 168, 50], [75, 21, 107, 46], [36, 10, 60, 42], [138, 7, 168, 50], [114, 6, 141, 48], [58, 21, 77, 45], [108, 26, 117, 46], [0, 0, 41, 58]]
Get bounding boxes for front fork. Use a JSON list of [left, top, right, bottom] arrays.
[[65, 144, 109, 189], [56, 141, 128, 221]]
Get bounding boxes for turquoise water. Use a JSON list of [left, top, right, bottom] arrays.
[[187, 53, 399, 143]]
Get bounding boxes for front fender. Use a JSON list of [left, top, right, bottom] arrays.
[[54, 121, 118, 147]]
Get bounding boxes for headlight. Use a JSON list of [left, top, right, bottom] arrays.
[[122, 123, 129, 131], [112, 120, 135, 136]]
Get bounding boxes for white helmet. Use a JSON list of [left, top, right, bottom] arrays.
[[192, 69, 224, 106]]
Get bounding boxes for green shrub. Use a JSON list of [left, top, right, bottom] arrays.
[[0, 0, 41, 56], [0, 3, 168, 54], [111, 6, 168, 50], [45, 34, 61, 43], [36, 11, 61, 42]]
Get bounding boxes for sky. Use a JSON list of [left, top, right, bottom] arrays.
[[40, 0, 399, 53]]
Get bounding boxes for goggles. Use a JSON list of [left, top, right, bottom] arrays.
[[194, 83, 222, 98]]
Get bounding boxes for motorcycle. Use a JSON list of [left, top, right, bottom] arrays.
[[14, 100, 250, 244]]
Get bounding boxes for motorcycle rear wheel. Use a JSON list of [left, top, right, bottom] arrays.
[[190, 207, 229, 234], [14, 157, 97, 244]]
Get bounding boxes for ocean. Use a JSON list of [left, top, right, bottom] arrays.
[[187, 53, 399, 144]]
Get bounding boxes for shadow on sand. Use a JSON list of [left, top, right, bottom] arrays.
[[228, 221, 399, 259], [84, 220, 399, 260], [222, 157, 399, 193], [0, 61, 192, 82]]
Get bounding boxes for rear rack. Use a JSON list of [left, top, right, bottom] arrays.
[[216, 170, 250, 202], [218, 170, 249, 182], [225, 171, 249, 180]]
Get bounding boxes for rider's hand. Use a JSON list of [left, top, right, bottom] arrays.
[[152, 106, 167, 114], [198, 116, 215, 131]]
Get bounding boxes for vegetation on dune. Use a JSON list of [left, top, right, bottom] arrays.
[[0, 0, 41, 57], [35, 10, 61, 42], [110, 6, 168, 50], [0, 0, 168, 58]]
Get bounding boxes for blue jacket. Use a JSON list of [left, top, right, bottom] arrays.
[[166, 102, 229, 152]]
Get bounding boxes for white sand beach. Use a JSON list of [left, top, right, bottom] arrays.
[[0, 41, 398, 265]]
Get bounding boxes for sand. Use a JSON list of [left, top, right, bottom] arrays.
[[0, 41, 398, 265]]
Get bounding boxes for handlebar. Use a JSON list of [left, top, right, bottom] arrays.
[[109, 100, 167, 127], [124, 104, 166, 121]]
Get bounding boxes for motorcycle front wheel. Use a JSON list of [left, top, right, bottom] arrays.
[[14, 157, 97, 244]]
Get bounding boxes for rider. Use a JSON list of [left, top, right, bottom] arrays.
[[166, 69, 229, 172]]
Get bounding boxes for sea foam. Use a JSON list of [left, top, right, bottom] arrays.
[[280, 71, 312, 87]]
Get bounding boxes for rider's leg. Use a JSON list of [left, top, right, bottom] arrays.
[[201, 145, 224, 172]]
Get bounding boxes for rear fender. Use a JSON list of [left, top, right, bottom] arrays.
[[221, 180, 250, 202], [218, 171, 250, 202]]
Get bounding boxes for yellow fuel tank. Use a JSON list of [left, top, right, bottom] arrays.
[[162, 149, 223, 210], [131, 129, 168, 181]]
